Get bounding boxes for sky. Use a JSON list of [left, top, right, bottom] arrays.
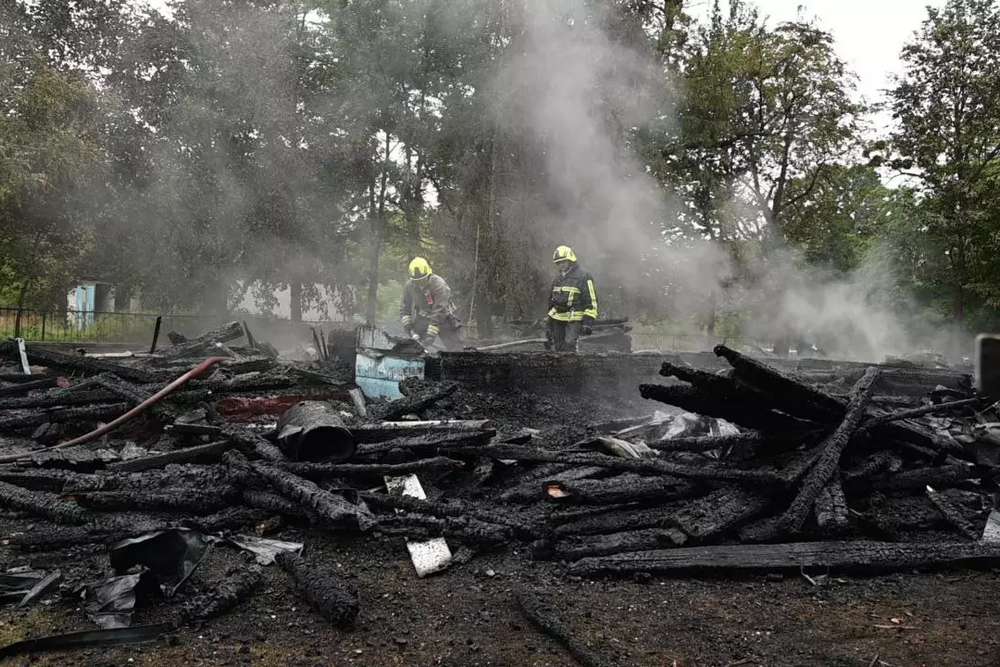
[[690, 0, 948, 109]]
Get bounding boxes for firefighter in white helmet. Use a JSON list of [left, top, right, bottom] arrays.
[[399, 257, 463, 350]]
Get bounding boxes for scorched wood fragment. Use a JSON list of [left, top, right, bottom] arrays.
[[814, 475, 849, 534], [158, 321, 244, 360], [456, 444, 786, 486], [667, 486, 771, 541], [0, 481, 88, 524], [374, 513, 510, 548], [224, 451, 374, 530], [650, 432, 767, 454], [0, 403, 129, 433], [179, 567, 264, 623], [925, 486, 980, 540], [534, 527, 687, 561], [18, 347, 157, 384], [569, 541, 1000, 576], [275, 552, 358, 627], [352, 420, 493, 443], [109, 441, 234, 473], [241, 490, 315, 520], [0, 469, 87, 492], [70, 487, 238, 514], [280, 457, 465, 480], [354, 430, 495, 457], [515, 588, 611, 667], [544, 474, 698, 505], [501, 465, 605, 503], [374, 382, 458, 421], [362, 492, 540, 539], [552, 502, 689, 537], [221, 425, 286, 462], [853, 464, 980, 492]]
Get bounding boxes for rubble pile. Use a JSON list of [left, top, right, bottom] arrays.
[[0, 326, 998, 658]]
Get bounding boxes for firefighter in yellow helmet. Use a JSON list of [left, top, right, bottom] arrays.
[[400, 257, 463, 350], [546, 245, 598, 352]]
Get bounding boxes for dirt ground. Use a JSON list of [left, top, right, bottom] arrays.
[[1, 526, 999, 667]]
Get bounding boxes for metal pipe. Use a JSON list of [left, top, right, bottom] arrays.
[[276, 400, 355, 462]]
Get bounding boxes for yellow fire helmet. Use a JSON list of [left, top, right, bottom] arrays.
[[552, 245, 577, 263], [408, 256, 433, 280]]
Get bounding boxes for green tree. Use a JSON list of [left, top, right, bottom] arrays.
[[887, 0, 1000, 324]]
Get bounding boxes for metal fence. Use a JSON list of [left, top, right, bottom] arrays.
[[0, 308, 205, 343], [0, 308, 350, 346]]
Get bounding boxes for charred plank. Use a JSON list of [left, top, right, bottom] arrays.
[[275, 552, 358, 627], [179, 567, 264, 624]]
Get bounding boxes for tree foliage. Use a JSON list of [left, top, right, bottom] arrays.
[[1, 0, 997, 335]]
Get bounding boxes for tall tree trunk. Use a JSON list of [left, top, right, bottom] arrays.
[[290, 280, 303, 322]]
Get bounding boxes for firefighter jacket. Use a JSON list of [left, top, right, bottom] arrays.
[[548, 264, 598, 323], [400, 274, 456, 326]]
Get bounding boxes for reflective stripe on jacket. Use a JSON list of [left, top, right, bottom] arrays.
[[547, 264, 598, 323]]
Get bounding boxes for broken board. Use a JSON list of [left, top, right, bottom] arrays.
[[384, 474, 452, 577]]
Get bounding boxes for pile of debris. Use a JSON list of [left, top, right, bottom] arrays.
[[0, 327, 998, 657]]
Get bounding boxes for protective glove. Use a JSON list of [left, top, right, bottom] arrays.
[[581, 320, 594, 336]]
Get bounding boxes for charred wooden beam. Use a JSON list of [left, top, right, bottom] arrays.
[[159, 321, 244, 360], [544, 474, 698, 505], [650, 432, 767, 454], [515, 589, 611, 667], [0, 390, 121, 410], [179, 567, 263, 624], [362, 492, 541, 539], [21, 347, 156, 384], [859, 397, 983, 431], [925, 486, 980, 540], [0, 481, 88, 524], [185, 507, 271, 533], [668, 486, 771, 542], [0, 469, 91, 493], [756, 368, 879, 541], [842, 451, 903, 485], [374, 383, 458, 421], [91, 373, 151, 406], [275, 552, 358, 627], [552, 499, 690, 535], [454, 444, 786, 486], [854, 464, 980, 492], [281, 457, 465, 480], [109, 441, 234, 473], [0, 403, 129, 434], [534, 527, 687, 561], [501, 465, 605, 503], [570, 541, 1000, 577], [352, 420, 493, 443], [354, 430, 495, 457], [0, 376, 61, 398], [70, 486, 238, 515], [814, 475, 849, 535], [225, 451, 374, 530], [375, 513, 510, 548], [241, 490, 314, 520], [221, 425, 286, 462]]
